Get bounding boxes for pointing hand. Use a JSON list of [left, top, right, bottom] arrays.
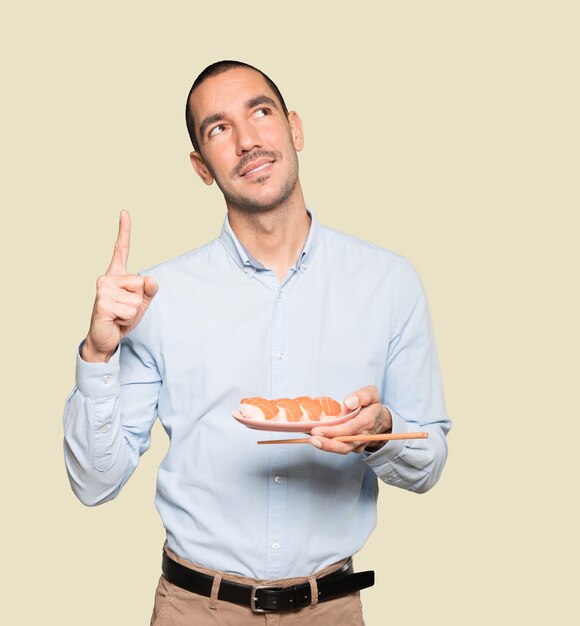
[[82, 210, 158, 362]]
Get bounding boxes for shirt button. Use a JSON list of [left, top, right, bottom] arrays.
[[102, 375, 112, 384], [276, 352, 285, 361], [278, 291, 284, 299], [271, 542, 281, 550], [99, 424, 110, 433], [274, 476, 283, 484]]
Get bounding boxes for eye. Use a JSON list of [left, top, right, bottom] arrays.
[[208, 124, 226, 138], [254, 107, 271, 118]]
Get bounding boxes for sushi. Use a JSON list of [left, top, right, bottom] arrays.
[[295, 397, 323, 421], [239, 397, 280, 421], [239, 395, 343, 422], [272, 398, 303, 422], [315, 396, 341, 417]]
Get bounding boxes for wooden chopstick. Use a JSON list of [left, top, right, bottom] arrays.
[[257, 432, 429, 445]]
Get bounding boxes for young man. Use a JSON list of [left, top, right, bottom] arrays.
[[64, 60, 451, 625]]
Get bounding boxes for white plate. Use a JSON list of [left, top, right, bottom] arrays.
[[232, 406, 361, 432]]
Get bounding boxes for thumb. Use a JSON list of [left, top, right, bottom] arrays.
[[344, 385, 381, 409], [142, 275, 159, 303], [344, 395, 359, 410], [126, 276, 158, 333]]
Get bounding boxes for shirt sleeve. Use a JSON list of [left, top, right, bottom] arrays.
[[364, 257, 451, 493], [63, 317, 161, 506]]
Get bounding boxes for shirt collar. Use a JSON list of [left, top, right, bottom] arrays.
[[218, 209, 321, 273]]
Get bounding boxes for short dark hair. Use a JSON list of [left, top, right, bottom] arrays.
[[185, 60, 289, 152]]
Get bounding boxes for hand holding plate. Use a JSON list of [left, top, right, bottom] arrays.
[[309, 385, 393, 454]]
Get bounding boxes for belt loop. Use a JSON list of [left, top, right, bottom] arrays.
[[208, 572, 223, 610], [308, 576, 319, 609]]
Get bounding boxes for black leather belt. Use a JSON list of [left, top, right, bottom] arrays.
[[162, 552, 375, 613]]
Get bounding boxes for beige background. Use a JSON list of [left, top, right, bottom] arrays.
[[1, 1, 578, 624]]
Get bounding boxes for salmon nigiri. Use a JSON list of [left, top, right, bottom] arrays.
[[295, 396, 324, 421], [315, 396, 342, 418], [240, 397, 279, 421], [273, 398, 303, 422]]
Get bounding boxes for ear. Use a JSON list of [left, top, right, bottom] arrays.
[[287, 111, 304, 152], [190, 151, 214, 185]]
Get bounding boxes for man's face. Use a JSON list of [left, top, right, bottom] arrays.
[[188, 67, 304, 213]]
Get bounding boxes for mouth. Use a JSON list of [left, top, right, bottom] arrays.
[[239, 158, 275, 178]]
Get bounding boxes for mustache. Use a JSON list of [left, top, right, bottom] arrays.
[[233, 149, 282, 177]]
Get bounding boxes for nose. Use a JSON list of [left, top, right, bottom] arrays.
[[235, 121, 262, 154]]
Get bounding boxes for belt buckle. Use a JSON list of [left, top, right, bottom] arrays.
[[250, 583, 283, 613]]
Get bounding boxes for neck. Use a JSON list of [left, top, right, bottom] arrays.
[[227, 182, 310, 281]]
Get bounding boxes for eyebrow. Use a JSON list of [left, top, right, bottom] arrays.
[[198, 95, 279, 142], [243, 95, 278, 111]]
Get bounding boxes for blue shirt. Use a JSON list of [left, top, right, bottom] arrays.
[[63, 211, 451, 578]]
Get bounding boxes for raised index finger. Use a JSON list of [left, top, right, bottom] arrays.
[[106, 210, 131, 275]]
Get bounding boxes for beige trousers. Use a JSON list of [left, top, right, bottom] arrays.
[[151, 545, 366, 626]]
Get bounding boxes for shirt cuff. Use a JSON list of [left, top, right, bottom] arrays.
[[75, 341, 120, 398], [364, 405, 409, 464]]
